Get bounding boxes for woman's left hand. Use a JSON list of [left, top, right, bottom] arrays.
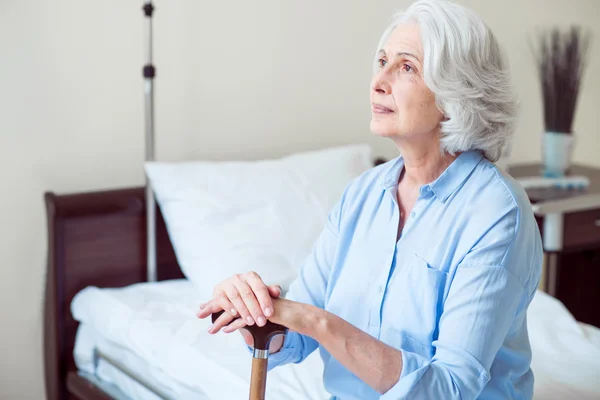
[[201, 296, 316, 337]]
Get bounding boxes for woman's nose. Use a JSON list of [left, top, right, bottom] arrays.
[[371, 72, 391, 95]]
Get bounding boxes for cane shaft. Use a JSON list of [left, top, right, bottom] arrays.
[[250, 357, 268, 400]]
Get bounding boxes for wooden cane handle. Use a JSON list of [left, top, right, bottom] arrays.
[[249, 357, 268, 400], [211, 310, 288, 350], [211, 310, 288, 400]]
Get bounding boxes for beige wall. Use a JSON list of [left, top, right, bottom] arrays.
[[1, 0, 598, 398]]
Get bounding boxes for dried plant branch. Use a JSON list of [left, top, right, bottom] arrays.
[[530, 26, 592, 134]]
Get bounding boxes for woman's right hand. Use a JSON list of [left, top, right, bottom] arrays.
[[196, 271, 283, 335]]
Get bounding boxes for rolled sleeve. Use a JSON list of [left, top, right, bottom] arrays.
[[381, 264, 524, 399], [265, 331, 302, 370], [243, 330, 307, 370]]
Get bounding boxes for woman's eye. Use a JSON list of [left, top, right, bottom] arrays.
[[402, 64, 414, 73], [377, 58, 387, 68]]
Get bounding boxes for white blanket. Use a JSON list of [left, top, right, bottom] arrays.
[[71, 279, 600, 400]]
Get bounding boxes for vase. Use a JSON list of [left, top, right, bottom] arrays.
[[542, 131, 574, 178]]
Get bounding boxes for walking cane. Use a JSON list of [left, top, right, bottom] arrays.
[[211, 311, 288, 400]]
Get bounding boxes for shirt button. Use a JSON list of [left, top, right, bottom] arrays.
[[377, 285, 384, 293], [410, 211, 415, 217]]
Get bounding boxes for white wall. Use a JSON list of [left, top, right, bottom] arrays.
[[1, 0, 598, 398]]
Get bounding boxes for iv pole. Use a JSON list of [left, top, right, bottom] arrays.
[[143, 1, 157, 282]]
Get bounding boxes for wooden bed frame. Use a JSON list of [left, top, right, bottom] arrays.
[[44, 186, 185, 400]]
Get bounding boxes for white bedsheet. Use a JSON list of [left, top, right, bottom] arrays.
[[71, 279, 600, 400]]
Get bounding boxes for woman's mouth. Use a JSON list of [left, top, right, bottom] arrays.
[[372, 103, 394, 114]]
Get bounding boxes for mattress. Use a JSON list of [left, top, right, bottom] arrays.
[[71, 280, 600, 400]]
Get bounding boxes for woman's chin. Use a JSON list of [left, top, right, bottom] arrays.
[[370, 121, 397, 138]]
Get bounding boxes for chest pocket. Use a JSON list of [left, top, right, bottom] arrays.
[[382, 253, 448, 358]]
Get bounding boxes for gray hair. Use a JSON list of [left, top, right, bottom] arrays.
[[375, 0, 518, 162]]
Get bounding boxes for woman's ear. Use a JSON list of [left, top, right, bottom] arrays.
[[437, 106, 449, 122]]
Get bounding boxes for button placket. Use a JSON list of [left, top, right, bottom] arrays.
[[369, 237, 398, 330], [369, 186, 401, 330], [368, 271, 388, 328], [369, 277, 386, 328], [403, 192, 432, 234]]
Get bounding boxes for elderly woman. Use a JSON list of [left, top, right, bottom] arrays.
[[197, 0, 543, 398]]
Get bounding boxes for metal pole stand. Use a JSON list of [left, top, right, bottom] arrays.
[[143, 2, 157, 282]]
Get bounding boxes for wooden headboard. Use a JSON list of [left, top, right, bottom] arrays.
[[43, 186, 185, 400]]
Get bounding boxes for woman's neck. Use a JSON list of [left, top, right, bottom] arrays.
[[398, 144, 457, 188]]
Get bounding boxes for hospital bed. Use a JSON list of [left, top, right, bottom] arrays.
[[43, 151, 600, 400]]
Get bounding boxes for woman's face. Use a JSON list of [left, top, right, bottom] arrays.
[[369, 22, 444, 144]]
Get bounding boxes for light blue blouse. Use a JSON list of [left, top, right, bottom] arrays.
[[263, 150, 543, 399]]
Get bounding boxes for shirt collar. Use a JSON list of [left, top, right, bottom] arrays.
[[380, 150, 485, 203]]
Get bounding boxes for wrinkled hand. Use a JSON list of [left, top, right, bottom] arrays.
[[196, 271, 282, 334], [236, 297, 310, 352]]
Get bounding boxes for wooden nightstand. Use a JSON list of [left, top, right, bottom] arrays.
[[509, 163, 600, 328]]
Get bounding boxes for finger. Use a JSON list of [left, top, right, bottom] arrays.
[[239, 328, 254, 347], [222, 317, 247, 334], [245, 272, 274, 318], [225, 279, 254, 326], [208, 310, 236, 334], [268, 333, 285, 353], [215, 292, 238, 318], [267, 284, 282, 299], [196, 299, 224, 319], [233, 277, 264, 327]]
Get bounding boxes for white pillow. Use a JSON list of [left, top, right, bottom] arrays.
[[145, 144, 373, 296]]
